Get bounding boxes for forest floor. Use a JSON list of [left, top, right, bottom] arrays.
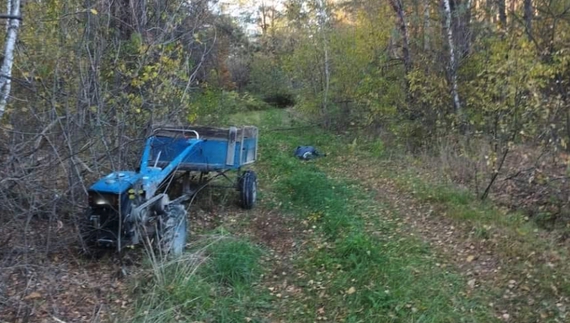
[[2, 108, 570, 322]]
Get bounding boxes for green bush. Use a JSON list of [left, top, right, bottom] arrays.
[[247, 53, 294, 108]]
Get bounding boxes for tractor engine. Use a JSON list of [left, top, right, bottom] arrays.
[[83, 171, 143, 249], [86, 190, 130, 248]]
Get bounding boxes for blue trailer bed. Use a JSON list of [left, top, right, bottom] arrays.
[[147, 125, 258, 172]]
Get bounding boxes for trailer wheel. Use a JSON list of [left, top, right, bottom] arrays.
[[240, 170, 257, 209], [159, 204, 188, 257]]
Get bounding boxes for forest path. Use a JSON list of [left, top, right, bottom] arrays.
[[322, 152, 570, 323]]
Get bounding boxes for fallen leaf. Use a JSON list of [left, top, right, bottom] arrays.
[[25, 292, 42, 300], [347, 286, 356, 295], [466, 255, 475, 262]]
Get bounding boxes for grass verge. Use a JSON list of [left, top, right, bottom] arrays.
[[128, 235, 269, 323], [371, 162, 570, 321]]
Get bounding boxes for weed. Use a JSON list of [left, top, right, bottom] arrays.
[[362, 139, 386, 158], [474, 225, 490, 239], [206, 238, 262, 286], [129, 237, 267, 323]]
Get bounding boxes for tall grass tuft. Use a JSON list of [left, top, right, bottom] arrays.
[[129, 236, 266, 323], [206, 238, 262, 286]]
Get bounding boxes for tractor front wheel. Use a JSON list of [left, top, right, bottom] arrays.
[[79, 208, 97, 254], [158, 204, 188, 257]]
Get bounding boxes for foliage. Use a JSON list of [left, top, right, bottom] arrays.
[[192, 89, 271, 125], [247, 53, 295, 108]]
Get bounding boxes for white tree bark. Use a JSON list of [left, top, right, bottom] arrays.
[[443, 0, 462, 116], [424, 0, 430, 51], [0, 0, 21, 120], [317, 0, 330, 127]]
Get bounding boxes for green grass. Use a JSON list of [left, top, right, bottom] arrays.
[[129, 237, 269, 323], [346, 145, 570, 322], [254, 109, 498, 322], [390, 169, 527, 226], [205, 238, 262, 286]]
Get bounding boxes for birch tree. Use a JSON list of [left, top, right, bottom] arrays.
[[316, 0, 331, 127], [443, 0, 462, 118], [389, 0, 411, 75], [0, 0, 21, 120]]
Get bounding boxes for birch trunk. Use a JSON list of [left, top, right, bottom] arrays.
[[0, 0, 21, 120], [317, 0, 330, 127], [443, 0, 462, 116], [389, 0, 411, 74], [423, 0, 430, 51], [463, 0, 473, 57]]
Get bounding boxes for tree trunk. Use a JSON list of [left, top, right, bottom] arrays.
[[462, 0, 473, 57], [485, 0, 494, 23], [317, 0, 330, 127], [0, 0, 21, 120], [497, 0, 506, 28], [389, 0, 413, 112], [523, 0, 533, 36], [389, 0, 412, 75], [259, 1, 269, 36], [423, 0, 430, 51], [443, 0, 462, 118]]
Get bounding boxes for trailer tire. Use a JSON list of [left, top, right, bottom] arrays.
[[240, 170, 257, 209], [159, 204, 188, 257]]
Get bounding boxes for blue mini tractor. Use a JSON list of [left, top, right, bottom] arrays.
[[83, 125, 258, 256]]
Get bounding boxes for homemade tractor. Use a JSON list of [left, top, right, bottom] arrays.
[[83, 125, 258, 256]]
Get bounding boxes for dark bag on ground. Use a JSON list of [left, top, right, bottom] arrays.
[[294, 146, 324, 160]]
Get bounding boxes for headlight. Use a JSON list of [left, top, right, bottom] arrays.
[[88, 192, 118, 207]]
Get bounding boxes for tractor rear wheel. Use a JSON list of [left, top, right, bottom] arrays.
[[158, 203, 188, 257]]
